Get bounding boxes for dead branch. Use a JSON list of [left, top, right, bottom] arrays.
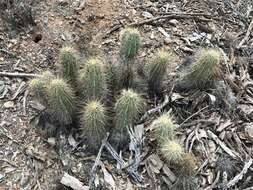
[[104, 140, 142, 182], [89, 133, 109, 187], [207, 130, 240, 159], [0, 71, 39, 78], [179, 106, 209, 126], [61, 172, 89, 190], [237, 18, 253, 49], [128, 14, 211, 27], [140, 95, 169, 122]]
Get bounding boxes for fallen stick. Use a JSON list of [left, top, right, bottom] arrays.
[[237, 18, 253, 49], [140, 95, 169, 122], [104, 141, 142, 182], [89, 133, 109, 187], [207, 130, 240, 159], [128, 14, 211, 27], [0, 72, 39, 78], [61, 172, 89, 190]]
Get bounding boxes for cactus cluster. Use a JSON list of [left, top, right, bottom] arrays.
[[152, 112, 198, 181], [29, 27, 223, 165]]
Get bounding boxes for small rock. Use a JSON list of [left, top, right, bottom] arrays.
[[168, 19, 179, 26], [47, 138, 56, 146], [158, 27, 170, 38], [142, 11, 154, 18], [3, 101, 15, 108], [0, 173, 4, 182], [245, 125, 253, 140]]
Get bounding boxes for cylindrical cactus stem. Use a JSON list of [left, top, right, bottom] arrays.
[[114, 89, 145, 129], [58, 46, 78, 87], [120, 28, 140, 60], [112, 89, 145, 147], [147, 51, 171, 96], [160, 139, 184, 164], [46, 78, 75, 125], [179, 48, 221, 90], [81, 100, 107, 150], [28, 71, 54, 103], [79, 58, 107, 101], [151, 112, 175, 143]]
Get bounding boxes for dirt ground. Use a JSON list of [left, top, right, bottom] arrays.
[[0, 0, 253, 189]]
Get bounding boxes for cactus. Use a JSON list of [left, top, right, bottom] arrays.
[[81, 100, 107, 150], [120, 28, 140, 60], [79, 58, 107, 100], [114, 89, 145, 129], [180, 48, 221, 89], [147, 51, 171, 96], [180, 153, 198, 177], [46, 78, 75, 125], [160, 140, 184, 164], [58, 46, 78, 86], [152, 112, 175, 142], [29, 71, 54, 102], [105, 62, 119, 98]]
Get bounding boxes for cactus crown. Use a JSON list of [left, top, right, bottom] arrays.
[[149, 51, 170, 79], [81, 100, 107, 149], [59, 46, 78, 85], [46, 78, 75, 125], [160, 140, 184, 164], [120, 28, 140, 60], [184, 48, 221, 88], [79, 58, 107, 100], [114, 89, 145, 129], [29, 71, 54, 102], [29, 78, 45, 99], [152, 112, 175, 142]]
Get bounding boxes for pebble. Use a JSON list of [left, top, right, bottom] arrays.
[[3, 101, 15, 108]]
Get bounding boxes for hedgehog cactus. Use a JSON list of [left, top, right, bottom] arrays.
[[29, 71, 54, 102], [148, 51, 171, 95], [79, 58, 107, 100], [151, 112, 175, 142], [160, 140, 184, 164], [114, 89, 145, 129], [180, 153, 198, 177], [81, 100, 107, 150], [120, 28, 140, 60], [59, 46, 78, 86], [181, 48, 221, 89], [46, 78, 75, 125]]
